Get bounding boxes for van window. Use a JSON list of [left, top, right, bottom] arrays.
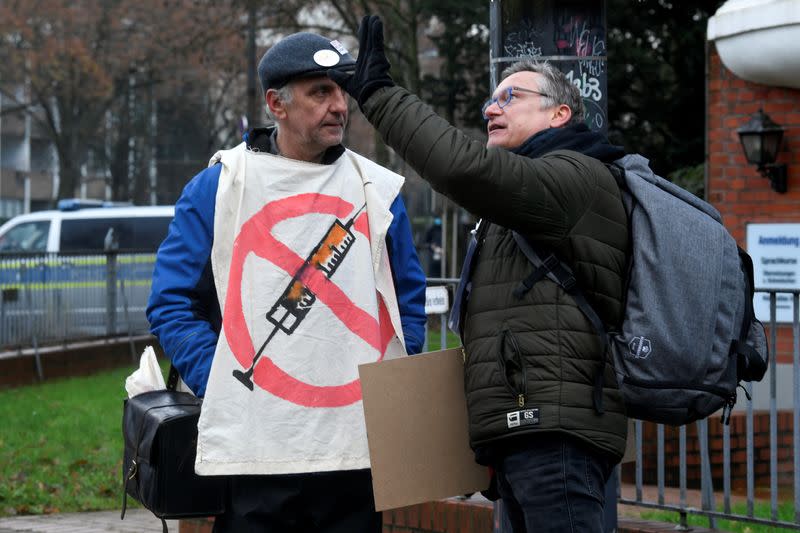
[[0, 221, 50, 253], [60, 217, 171, 252], [130, 217, 172, 250]]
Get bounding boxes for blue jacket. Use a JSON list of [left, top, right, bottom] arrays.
[[147, 162, 427, 397]]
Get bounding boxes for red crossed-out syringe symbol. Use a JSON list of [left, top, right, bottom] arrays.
[[232, 204, 366, 390]]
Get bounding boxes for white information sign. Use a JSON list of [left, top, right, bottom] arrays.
[[746, 223, 800, 323], [424, 286, 450, 315]]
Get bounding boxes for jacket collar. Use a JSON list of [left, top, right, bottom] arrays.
[[243, 126, 346, 165]]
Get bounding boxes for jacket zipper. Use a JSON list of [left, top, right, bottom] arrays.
[[622, 375, 732, 398]]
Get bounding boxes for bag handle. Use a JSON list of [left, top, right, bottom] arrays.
[[166, 365, 180, 391], [732, 247, 768, 382]]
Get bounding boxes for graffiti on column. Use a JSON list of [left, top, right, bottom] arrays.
[[503, 20, 544, 59], [553, 10, 604, 57], [563, 59, 606, 130], [554, 9, 607, 130]]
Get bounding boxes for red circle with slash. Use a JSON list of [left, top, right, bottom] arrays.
[[224, 193, 395, 407]]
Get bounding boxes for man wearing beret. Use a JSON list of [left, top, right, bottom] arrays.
[[147, 31, 426, 532], [329, 15, 629, 533]]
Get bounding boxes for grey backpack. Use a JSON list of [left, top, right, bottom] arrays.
[[512, 154, 768, 426]]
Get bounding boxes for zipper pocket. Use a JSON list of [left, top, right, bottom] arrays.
[[497, 328, 527, 407], [622, 376, 731, 399]]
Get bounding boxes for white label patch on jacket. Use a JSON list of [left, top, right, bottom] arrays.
[[506, 408, 540, 428]]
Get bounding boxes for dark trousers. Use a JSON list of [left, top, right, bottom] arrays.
[[212, 469, 381, 533], [493, 436, 613, 533]]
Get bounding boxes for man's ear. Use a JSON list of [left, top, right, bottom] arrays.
[[550, 104, 573, 128], [266, 89, 288, 119]]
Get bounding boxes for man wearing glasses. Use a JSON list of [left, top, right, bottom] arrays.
[[330, 15, 629, 533]]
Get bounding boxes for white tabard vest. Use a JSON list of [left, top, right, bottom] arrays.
[[195, 143, 408, 475]]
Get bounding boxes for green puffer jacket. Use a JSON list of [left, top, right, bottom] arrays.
[[363, 86, 629, 461]]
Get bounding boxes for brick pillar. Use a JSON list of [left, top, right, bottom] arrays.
[[707, 42, 800, 366], [707, 42, 800, 242]]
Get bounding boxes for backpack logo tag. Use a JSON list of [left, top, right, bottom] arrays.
[[629, 336, 653, 359]]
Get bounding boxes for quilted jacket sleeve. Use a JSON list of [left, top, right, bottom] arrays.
[[362, 86, 604, 246]]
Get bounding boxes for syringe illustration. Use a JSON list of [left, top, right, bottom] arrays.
[[232, 204, 366, 390]]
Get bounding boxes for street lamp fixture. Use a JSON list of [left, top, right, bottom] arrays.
[[737, 109, 788, 193]]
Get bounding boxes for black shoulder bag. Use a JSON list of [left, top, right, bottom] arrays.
[[121, 366, 226, 532]]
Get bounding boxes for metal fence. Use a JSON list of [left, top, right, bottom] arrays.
[[1, 257, 797, 530], [0, 252, 155, 351], [618, 289, 800, 530]]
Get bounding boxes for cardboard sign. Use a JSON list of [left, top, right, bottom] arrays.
[[359, 348, 490, 511]]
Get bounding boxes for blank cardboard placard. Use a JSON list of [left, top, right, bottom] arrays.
[[359, 348, 489, 511]]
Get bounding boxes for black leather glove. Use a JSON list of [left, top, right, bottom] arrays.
[[328, 15, 394, 107]]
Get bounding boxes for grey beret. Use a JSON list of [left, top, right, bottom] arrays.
[[258, 32, 356, 92]]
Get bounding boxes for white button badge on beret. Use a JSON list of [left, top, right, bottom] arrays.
[[313, 49, 341, 67]]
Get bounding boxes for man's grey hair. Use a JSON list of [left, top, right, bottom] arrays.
[[500, 60, 585, 127], [264, 83, 294, 124]]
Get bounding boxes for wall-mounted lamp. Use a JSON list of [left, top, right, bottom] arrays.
[[737, 109, 788, 193]]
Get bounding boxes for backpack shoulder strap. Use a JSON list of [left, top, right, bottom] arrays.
[[731, 247, 768, 381], [448, 220, 491, 339], [511, 231, 607, 413], [604, 161, 625, 188], [511, 232, 608, 342]]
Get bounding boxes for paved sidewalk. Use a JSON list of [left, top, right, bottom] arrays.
[[0, 509, 177, 533], [0, 482, 737, 533]]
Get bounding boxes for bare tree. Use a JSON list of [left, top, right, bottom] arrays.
[[0, 0, 248, 201], [268, 0, 424, 93]]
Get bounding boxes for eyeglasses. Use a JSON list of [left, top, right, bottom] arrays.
[[481, 86, 550, 120]]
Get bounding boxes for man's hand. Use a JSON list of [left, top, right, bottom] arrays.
[[328, 15, 394, 107]]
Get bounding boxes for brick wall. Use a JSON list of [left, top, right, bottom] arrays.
[[382, 500, 494, 533], [0, 335, 162, 388], [707, 42, 800, 367], [707, 43, 800, 243], [621, 412, 795, 490]]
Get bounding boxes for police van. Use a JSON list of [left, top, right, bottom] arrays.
[[0, 201, 174, 346], [0, 200, 174, 254]]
